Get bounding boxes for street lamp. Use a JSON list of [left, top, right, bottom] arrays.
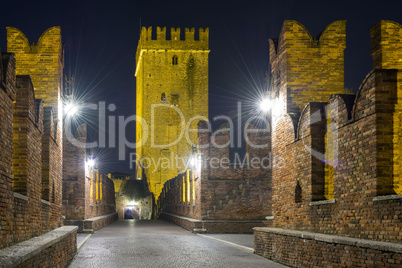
[[259, 98, 272, 113], [86, 158, 96, 168], [65, 102, 79, 117]]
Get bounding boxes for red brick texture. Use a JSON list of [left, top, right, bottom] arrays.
[[158, 121, 271, 233], [0, 73, 64, 249], [254, 228, 402, 268], [15, 228, 77, 268], [0, 53, 16, 249], [255, 20, 402, 267], [62, 125, 116, 231], [0, 26, 75, 266]]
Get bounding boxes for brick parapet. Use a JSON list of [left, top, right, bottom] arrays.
[[254, 227, 402, 267], [0, 27, 64, 252]]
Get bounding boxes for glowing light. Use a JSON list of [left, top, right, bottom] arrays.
[[65, 102, 79, 117], [86, 159, 95, 168], [137, 177, 141, 180], [189, 156, 196, 167], [127, 201, 137, 207], [259, 98, 272, 112], [188, 154, 201, 170]]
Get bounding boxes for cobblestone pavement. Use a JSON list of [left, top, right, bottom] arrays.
[[68, 220, 287, 268]]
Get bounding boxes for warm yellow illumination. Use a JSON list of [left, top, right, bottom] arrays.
[[182, 176, 186, 203], [100, 177, 103, 200], [192, 171, 195, 203], [324, 108, 334, 200], [96, 171, 99, 200], [187, 170, 190, 203]]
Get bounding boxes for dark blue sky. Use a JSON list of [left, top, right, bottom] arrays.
[[1, 0, 401, 175]]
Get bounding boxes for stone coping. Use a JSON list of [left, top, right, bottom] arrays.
[[162, 212, 265, 223], [41, 199, 51, 206], [84, 212, 117, 223], [309, 199, 336, 206], [0, 226, 78, 268], [373, 194, 402, 202], [13, 192, 28, 201], [253, 227, 402, 254]]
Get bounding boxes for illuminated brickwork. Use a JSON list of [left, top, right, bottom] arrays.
[[158, 121, 272, 233], [7, 26, 64, 227], [7, 27, 63, 110], [0, 52, 16, 248], [370, 20, 402, 194], [62, 125, 116, 224], [135, 27, 209, 200], [269, 20, 346, 114], [0, 27, 65, 252], [255, 20, 402, 267], [108, 172, 130, 197]]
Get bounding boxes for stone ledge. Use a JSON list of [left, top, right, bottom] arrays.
[[13, 192, 28, 201], [253, 227, 402, 253], [84, 212, 117, 223], [162, 212, 265, 234], [41, 199, 51, 206], [373, 194, 402, 202], [163, 212, 265, 223], [162, 212, 201, 223], [265, 216, 274, 220], [309, 199, 336, 206], [0, 226, 78, 268]]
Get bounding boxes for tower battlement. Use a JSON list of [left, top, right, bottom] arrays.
[[136, 27, 209, 66], [7, 26, 64, 109]]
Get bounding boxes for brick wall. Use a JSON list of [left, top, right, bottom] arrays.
[[158, 120, 271, 227], [254, 228, 402, 267], [62, 122, 116, 224], [0, 27, 76, 267], [62, 124, 87, 220], [255, 19, 402, 267], [14, 227, 77, 268], [0, 56, 64, 250], [7, 26, 64, 232], [0, 53, 16, 248]]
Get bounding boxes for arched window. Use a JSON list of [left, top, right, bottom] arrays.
[[161, 92, 166, 101], [172, 55, 178, 65]]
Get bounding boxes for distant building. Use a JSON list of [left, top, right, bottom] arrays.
[[109, 173, 152, 220]]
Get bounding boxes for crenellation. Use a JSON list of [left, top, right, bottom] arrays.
[[136, 26, 209, 57], [199, 27, 209, 42], [184, 27, 195, 41], [256, 19, 402, 267], [171, 27, 180, 41], [156, 26, 166, 41]]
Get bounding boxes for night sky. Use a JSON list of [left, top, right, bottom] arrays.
[[1, 0, 401, 175]]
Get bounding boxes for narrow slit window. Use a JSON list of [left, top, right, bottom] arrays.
[[172, 55, 178, 65], [295, 181, 302, 203]]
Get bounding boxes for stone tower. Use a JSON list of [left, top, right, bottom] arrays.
[[135, 26, 209, 200]]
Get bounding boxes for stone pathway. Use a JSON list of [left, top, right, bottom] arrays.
[[69, 220, 287, 268]]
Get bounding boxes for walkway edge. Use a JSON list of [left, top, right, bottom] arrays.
[[77, 234, 92, 251], [197, 234, 255, 253]]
